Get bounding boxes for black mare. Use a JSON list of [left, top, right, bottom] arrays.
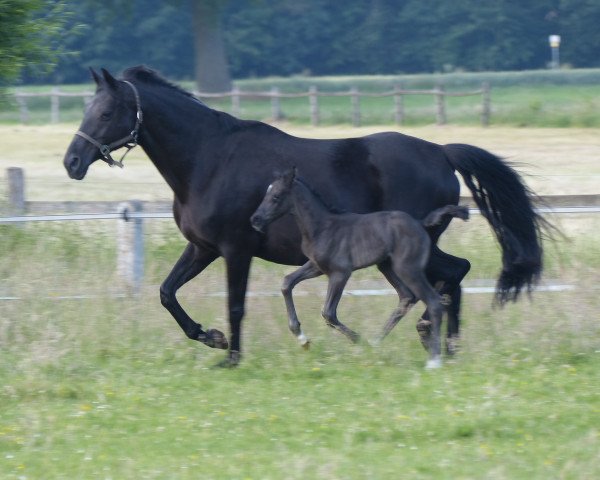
[[63, 67, 544, 366], [250, 168, 470, 368]]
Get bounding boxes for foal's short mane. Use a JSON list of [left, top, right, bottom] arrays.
[[294, 177, 347, 214]]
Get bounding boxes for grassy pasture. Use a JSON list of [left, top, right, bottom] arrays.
[[1, 124, 599, 478]]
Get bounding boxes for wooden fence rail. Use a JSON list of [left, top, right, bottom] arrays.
[[13, 83, 491, 126], [3, 167, 600, 292]]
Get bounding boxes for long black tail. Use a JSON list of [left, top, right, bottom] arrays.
[[422, 205, 469, 227], [443, 143, 544, 304]]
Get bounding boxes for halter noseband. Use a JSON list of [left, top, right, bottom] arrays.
[[75, 80, 143, 168]]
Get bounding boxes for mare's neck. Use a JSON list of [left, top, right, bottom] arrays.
[[291, 180, 334, 242], [135, 84, 229, 202]]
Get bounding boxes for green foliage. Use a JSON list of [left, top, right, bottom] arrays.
[[17, 0, 600, 85], [0, 0, 75, 87]]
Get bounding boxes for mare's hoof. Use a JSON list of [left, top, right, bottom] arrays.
[[204, 329, 229, 350], [212, 350, 241, 369], [349, 332, 361, 344]]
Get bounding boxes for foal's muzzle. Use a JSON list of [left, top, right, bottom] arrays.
[[250, 213, 266, 233]]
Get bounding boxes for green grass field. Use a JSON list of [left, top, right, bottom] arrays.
[[1, 119, 599, 478]]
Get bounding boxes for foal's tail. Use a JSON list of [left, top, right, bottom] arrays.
[[443, 143, 545, 304], [422, 205, 469, 227]]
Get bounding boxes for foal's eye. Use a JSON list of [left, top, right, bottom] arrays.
[[100, 111, 112, 121], [272, 195, 280, 203]]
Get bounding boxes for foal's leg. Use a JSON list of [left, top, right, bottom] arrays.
[[371, 261, 417, 345], [160, 243, 228, 349], [321, 271, 360, 343], [281, 261, 323, 348]]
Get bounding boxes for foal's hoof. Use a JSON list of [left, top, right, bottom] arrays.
[[212, 350, 241, 369], [425, 356, 442, 369], [446, 335, 461, 356], [199, 329, 229, 350], [297, 333, 311, 350]]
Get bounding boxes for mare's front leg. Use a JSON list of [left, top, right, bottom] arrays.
[[160, 243, 228, 349], [321, 271, 360, 343], [219, 251, 253, 367], [281, 261, 323, 348]]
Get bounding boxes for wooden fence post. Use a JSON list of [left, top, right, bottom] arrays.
[[481, 82, 491, 126], [117, 201, 144, 294], [271, 87, 282, 121], [351, 86, 360, 127], [435, 84, 446, 125], [231, 86, 240, 117], [309, 86, 319, 126], [394, 83, 404, 125], [15, 93, 29, 124], [7, 167, 26, 215], [51, 87, 60, 124]]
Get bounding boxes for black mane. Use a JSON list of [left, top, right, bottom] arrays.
[[122, 65, 197, 101]]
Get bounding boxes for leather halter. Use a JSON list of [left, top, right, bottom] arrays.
[[75, 80, 143, 168]]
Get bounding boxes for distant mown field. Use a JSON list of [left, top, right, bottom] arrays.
[[3, 68, 600, 127]]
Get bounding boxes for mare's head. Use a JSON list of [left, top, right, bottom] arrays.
[[250, 167, 297, 233], [63, 68, 142, 180]]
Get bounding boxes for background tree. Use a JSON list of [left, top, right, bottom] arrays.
[[0, 0, 73, 91], [18, 0, 600, 85]]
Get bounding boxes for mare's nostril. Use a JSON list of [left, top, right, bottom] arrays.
[[69, 156, 81, 173]]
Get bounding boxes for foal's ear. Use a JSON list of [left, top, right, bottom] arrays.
[[89, 68, 101, 86], [282, 167, 296, 185], [100, 68, 119, 91]]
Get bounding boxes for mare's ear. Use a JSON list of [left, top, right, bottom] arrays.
[[100, 68, 119, 91], [89, 68, 101, 86]]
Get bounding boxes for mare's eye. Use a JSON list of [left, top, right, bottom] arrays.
[[100, 111, 112, 121], [272, 195, 280, 203]]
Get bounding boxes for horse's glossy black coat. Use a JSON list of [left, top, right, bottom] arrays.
[[63, 67, 544, 365]]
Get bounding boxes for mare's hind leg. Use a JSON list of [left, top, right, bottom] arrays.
[[372, 260, 417, 345], [321, 271, 360, 343], [392, 261, 444, 368], [160, 243, 227, 349], [419, 246, 471, 355], [281, 261, 323, 348]]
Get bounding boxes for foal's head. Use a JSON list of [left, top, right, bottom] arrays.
[[250, 167, 296, 233]]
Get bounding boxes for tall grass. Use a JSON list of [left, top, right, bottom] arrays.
[[1, 213, 599, 478]]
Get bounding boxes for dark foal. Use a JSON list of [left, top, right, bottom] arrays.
[[251, 168, 469, 368]]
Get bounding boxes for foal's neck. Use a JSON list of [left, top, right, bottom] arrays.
[[291, 180, 334, 242]]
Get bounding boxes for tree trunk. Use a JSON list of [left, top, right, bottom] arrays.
[[191, 0, 232, 93]]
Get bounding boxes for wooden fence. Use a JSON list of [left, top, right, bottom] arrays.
[[3, 167, 600, 292], [13, 83, 492, 126]]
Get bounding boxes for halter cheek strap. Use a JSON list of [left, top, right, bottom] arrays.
[[75, 80, 143, 168]]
